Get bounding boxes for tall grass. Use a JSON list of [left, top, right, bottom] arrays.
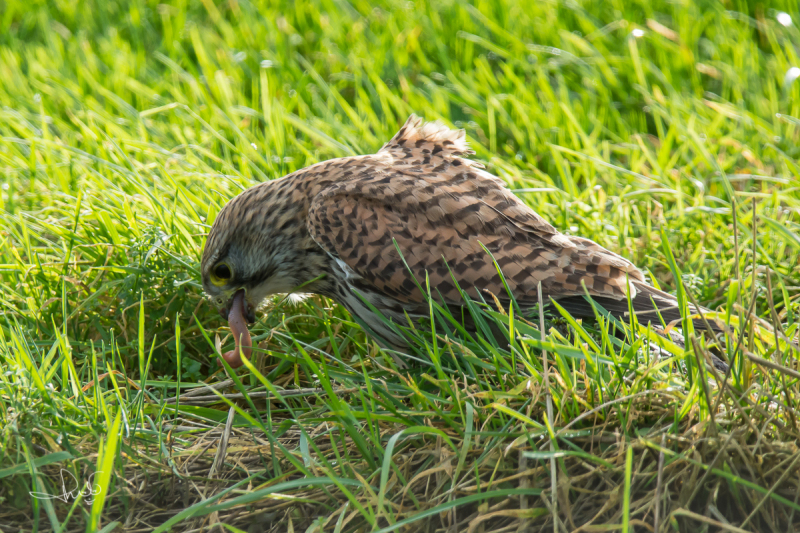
[[1, 0, 799, 531]]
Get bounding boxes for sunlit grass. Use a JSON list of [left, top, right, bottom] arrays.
[[1, 0, 800, 530]]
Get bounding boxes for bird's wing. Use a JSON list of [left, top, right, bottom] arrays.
[[376, 115, 558, 237], [306, 116, 645, 309]]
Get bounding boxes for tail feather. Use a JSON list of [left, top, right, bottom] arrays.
[[551, 282, 729, 372], [552, 282, 722, 333]]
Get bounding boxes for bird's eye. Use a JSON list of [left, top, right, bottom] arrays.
[[215, 263, 232, 279], [210, 262, 233, 286]]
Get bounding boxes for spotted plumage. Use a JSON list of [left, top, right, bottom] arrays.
[[202, 115, 719, 354]]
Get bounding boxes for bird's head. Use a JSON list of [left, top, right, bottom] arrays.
[[200, 181, 321, 322]]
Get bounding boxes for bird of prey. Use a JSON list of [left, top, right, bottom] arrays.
[[202, 115, 720, 368]]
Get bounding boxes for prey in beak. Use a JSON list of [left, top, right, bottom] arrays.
[[219, 289, 256, 324], [220, 289, 254, 368]]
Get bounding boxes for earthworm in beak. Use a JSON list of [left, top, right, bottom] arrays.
[[221, 290, 251, 368]]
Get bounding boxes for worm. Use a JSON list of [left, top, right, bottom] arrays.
[[221, 290, 251, 368]]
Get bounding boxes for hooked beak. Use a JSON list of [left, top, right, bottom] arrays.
[[219, 288, 256, 324]]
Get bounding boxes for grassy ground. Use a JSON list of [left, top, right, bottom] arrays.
[[1, 0, 800, 531]]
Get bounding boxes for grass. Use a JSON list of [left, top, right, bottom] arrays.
[[1, 0, 800, 530]]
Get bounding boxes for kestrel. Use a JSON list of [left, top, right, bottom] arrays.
[[202, 115, 721, 368]]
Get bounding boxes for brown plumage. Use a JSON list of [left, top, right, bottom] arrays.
[[202, 115, 720, 362]]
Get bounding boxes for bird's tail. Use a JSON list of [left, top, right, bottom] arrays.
[[627, 282, 723, 333], [552, 282, 729, 372], [553, 282, 722, 333]]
